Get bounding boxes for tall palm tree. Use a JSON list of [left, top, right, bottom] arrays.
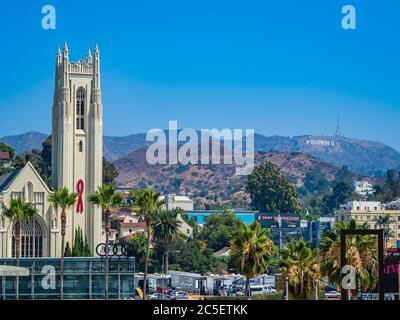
[[279, 239, 321, 300], [1, 198, 37, 300], [319, 220, 378, 294], [89, 184, 123, 300], [373, 214, 395, 248], [47, 187, 77, 300], [152, 208, 183, 274], [130, 189, 166, 300], [230, 221, 274, 300]]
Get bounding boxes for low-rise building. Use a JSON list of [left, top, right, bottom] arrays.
[[160, 194, 194, 212], [336, 200, 400, 248], [0, 152, 12, 168], [354, 180, 374, 197]]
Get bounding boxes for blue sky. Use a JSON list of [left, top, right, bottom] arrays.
[[0, 0, 399, 150]]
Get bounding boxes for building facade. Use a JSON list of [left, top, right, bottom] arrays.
[[336, 200, 400, 248], [0, 44, 103, 258], [51, 43, 103, 253]]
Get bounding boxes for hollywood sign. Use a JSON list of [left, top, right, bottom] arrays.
[[305, 139, 336, 147]]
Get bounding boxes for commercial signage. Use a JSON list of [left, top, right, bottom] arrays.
[[256, 213, 300, 229]]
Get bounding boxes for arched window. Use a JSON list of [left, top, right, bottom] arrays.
[[12, 219, 43, 258], [23, 182, 34, 203], [76, 89, 85, 130]]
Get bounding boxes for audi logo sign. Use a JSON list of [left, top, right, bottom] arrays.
[[95, 243, 134, 257]]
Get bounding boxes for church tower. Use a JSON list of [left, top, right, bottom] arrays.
[[51, 43, 103, 253]]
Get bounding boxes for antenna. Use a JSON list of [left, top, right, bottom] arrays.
[[335, 116, 341, 137]]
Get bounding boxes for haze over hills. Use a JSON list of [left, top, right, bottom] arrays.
[[1, 131, 399, 176]]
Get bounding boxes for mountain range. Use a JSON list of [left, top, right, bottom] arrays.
[[1, 131, 399, 176]]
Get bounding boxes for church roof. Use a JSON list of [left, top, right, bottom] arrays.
[[0, 168, 22, 192]]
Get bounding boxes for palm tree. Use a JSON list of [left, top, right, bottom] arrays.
[[1, 198, 37, 300], [89, 184, 123, 300], [373, 214, 394, 248], [47, 187, 77, 300], [130, 189, 166, 300], [279, 239, 321, 300], [230, 221, 274, 300], [152, 208, 183, 274], [319, 220, 378, 294]]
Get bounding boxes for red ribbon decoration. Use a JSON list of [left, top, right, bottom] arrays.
[[76, 179, 84, 214]]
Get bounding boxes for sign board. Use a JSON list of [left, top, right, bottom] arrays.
[[256, 213, 300, 229]]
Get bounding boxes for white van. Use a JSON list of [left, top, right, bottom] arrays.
[[250, 285, 265, 296]]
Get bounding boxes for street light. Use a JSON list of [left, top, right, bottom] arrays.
[[161, 250, 180, 300], [285, 277, 289, 301]]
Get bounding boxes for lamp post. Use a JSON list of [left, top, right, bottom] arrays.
[[315, 281, 318, 300], [285, 277, 289, 301], [161, 250, 180, 300]]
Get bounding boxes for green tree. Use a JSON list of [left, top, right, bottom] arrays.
[[89, 184, 123, 300], [47, 187, 77, 300], [373, 214, 395, 248], [199, 213, 244, 251], [152, 209, 183, 274], [103, 157, 118, 185], [40, 135, 52, 178], [168, 237, 223, 274], [322, 181, 355, 215], [246, 161, 300, 213], [70, 227, 91, 257], [64, 242, 72, 257], [130, 189, 166, 299], [319, 220, 378, 294], [230, 222, 275, 299], [279, 239, 321, 300], [127, 232, 149, 272], [1, 198, 37, 299]]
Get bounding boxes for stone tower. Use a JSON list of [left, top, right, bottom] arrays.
[[51, 43, 102, 253]]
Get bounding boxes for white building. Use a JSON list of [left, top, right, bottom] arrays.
[[160, 194, 194, 212], [354, 180, 374, 197], [0, 44, 104, 258]]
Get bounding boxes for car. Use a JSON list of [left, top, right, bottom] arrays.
[[149, 293, 173, 300], [263, 286, 277, 294], [325, 290, 341, 299]]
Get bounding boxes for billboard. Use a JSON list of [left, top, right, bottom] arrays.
[[256, 213, 300, 229], [384, 249, 400, 294]]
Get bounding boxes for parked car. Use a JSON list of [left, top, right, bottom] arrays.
[[149, 293, 173, 300], [263, 285, 277, 294], [325, 290, 341, 300]]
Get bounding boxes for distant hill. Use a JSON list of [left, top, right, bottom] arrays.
[[2, 131, 399, 176], [253, 134, 400, 176], [114, 148, 350, 208], [0, 131, 48, 154]]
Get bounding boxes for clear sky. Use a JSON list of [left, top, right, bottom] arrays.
[[0, 0, 399, 150]]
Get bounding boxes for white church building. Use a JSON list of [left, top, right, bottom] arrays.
[[0, 44, 103, 258]]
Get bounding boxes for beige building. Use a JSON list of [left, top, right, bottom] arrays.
[[0, 44, 103, 258], [0, 162, 60, 257], [336, 200, 400, 248], [52, 43, 103, 253]]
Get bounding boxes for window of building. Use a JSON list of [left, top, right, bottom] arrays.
[[76, 89, 85, 130], [12, 219, 43, 258], [356, 206, 360, 210], [79, 141, 83, 152]]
